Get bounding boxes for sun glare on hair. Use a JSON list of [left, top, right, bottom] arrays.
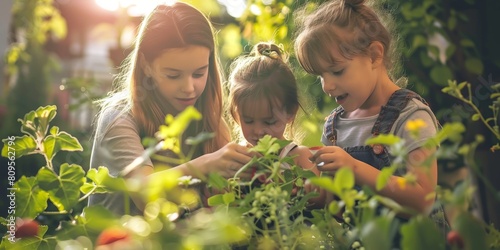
[[163, 0, 177, 6], [95, 0, 120, 11], [95, 0, 165, 16]]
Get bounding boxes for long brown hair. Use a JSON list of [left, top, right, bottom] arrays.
[[95, 2, 228, 154]]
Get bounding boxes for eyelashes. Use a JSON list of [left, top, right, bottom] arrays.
[[164, 72, 206, 80]]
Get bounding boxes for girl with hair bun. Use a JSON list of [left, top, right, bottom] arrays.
[[227, 42, 324, 207]]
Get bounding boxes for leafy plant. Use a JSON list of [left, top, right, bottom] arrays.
[[442, 79, 500, 151], [0, 106, 251, 249], [2, 105, 500, 249]]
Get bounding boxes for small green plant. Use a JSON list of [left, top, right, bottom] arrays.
[[205, 135, 322, 249], [442, 79, 500, 152]]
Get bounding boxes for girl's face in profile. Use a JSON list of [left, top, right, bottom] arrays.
[[316, 45, 379, 114], [147, 45, 210, 112], [236, 98, 292, 146]]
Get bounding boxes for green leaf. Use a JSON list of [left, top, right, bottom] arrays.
[[376, 167, 394, 191], [1, 135, 37, 159], [251, 135, 290, 156], [80, 205, 120, 231], [411, 6, 426, 18], [55, 130, 82, 150], [158, 106, 202, 138], [277, 25, 288, 40], [3, 225, 56, 250], [222, 192, 235, 205], [419, 50, 434, 67], [412, 35, 427, 49], [471, 114, 481, 121], [294, 165, 317, 179], [445, 44, 456, 58], [460, 38, 475, 47], [400, 3, 413, 20], [81, 167, 126, 194], [359, 216, 395, 250], [428, 45, 440, 59], [14, 176, 49, 218], [56, 220, 98, 241], [448, 16, 457, 30], [207, 173, 229, 190], [433, 122, 466, 144], [365, 134, 401, 146], [288, 191, 319, 216], [333, 167, 354, 191], [20, 105, 57, 140], [37, 164, 85, 212], [430, 65, 453, 86], [145, 169, 181, 202], [49, 13, 67, 39], [309, 176, 337, 194], [42, 130, 82, 161], [491, 83, 500, 91], [327, 200, 341, 215], [400, 215, 446, 250], [457, 81, 468, 90], [207, 194, 225, 206], [453, 212, 488, 250], [465, 58, 484, 75]]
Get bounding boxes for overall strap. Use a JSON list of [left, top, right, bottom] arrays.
[[324, 105, 344, 145], [279, 142, 298, 159], [371, 89, 428, 135]]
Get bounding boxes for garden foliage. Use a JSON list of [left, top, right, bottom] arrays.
[[1, 103, 499, 249]]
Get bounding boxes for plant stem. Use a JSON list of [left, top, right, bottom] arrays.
[[465, 140, 500, 201], [42, 210, 68, 215], [461, 85, 500, 140], [78, 186, 98, 202]]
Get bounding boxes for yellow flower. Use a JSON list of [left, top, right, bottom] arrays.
[[405, 119, 427, 132], [396, 178, 407, 190]]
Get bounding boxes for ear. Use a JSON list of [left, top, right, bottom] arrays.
[[139, 53, 152, 77], [368, 41, 384, 68]]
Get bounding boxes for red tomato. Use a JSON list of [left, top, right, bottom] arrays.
[[15, 219, 39, 238], [96, 227, 131, 246], [447, 231, 465, 249]]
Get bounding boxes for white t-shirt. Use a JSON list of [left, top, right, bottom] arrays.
[[321, 98, 438, 154]]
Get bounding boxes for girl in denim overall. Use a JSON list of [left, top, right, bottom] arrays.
[[294, 0, 449, 247]]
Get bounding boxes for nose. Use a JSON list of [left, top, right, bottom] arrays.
[[253, 124, 267, 137], [321, 75, 336, 93], [181, 77, 195, 94]]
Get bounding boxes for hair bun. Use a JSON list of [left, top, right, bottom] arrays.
[[344, 0, 365, 9], [254, 42, 284, 60]]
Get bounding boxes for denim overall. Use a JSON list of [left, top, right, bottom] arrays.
[[323, 89, 449, 246]]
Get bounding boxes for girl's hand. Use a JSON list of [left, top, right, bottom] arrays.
[[201, 142, 254, 179], [309, 146, 357, 174]]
